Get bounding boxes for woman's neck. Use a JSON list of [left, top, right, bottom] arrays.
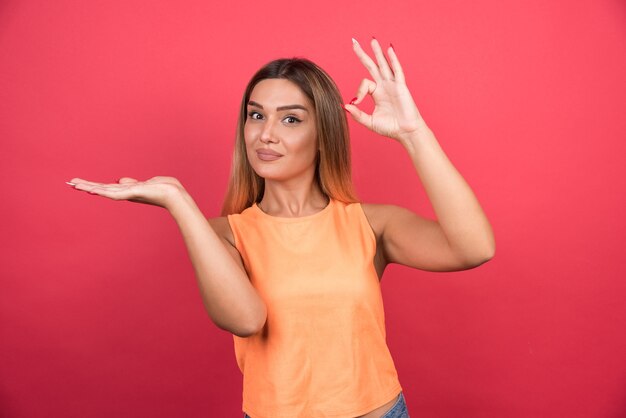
[[258, 180, 329, 218]]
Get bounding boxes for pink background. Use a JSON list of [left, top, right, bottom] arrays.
[[2, 0, 625, 417]]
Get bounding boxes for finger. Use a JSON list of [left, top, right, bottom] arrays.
[[343, 103, 373, 129], [69, 177, 98, 185], [371, 37, 394, 80], [352, 38, 382, 82], [79, 183, 140, 200], [83, 187, 132, 200], [387, 44, 405, 84], [69, 178, 115, 187], [69, 177, 124, 186], [349, 78, 377, 106], [74, 182, 123, 193], [118, 177, 139, 184]]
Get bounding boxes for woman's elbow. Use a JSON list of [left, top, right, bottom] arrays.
[[454, 240, 495, 270], [235, 315, 267, 337], [473, 229, 496, 265], [482, 241, 496, 262], [231, 305, 267, 338], [469, 242, 496, 268]]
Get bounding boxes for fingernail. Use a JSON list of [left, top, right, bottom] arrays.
[[352, 38, 359, 46], [66, 182, 76, 186], [390, 42, 394, 50], [372, 36, 377, 40], [350, 97, 357, 105], [341, 104, 349, 112]]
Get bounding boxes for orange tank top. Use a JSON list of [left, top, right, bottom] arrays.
[[227, 198, 402, 418]]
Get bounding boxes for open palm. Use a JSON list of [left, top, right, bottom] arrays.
[[68, 176, 184, 209]]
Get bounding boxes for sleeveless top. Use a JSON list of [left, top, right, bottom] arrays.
[[227, 198, 402, 418]]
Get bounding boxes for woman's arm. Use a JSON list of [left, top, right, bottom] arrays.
[[362, 130, 495, 272], [68, 176, 267, 336], [345, 39, 495, 272]]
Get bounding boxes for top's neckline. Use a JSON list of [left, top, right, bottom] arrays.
[[252, 198, 334, 222]]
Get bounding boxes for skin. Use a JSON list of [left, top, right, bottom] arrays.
[[68, 38, 495, 418], [243, 78, 328, 216]]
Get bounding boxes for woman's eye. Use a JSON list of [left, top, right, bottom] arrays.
[[284, 116, 301, 124], [247, 111, 263, 120]]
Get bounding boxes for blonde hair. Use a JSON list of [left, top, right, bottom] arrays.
[[221, 58, 358, 215]]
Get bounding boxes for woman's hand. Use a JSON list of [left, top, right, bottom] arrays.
[[344, 38, 430, 145], [68, 175, 268, 336], [67, 176, 185, 210]]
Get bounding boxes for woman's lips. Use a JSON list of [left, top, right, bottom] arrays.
[[256, 149, 283, 161]]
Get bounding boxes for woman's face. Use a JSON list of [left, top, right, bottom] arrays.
[[244, 78, 318, 183]]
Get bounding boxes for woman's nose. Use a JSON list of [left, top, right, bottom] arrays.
[[260, 120, 278, 144]]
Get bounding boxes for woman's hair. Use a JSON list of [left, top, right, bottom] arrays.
[[221, 58, 358, 215]]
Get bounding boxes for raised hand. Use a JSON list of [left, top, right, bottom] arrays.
[[67, 176, 185, 210], [344, 38, 430, 145]]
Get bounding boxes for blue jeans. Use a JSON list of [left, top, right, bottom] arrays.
[[243, 391, 410, 418], [378, 392, 410, 418]]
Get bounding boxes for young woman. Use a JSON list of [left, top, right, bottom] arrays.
[[68, 38, 495, 418]]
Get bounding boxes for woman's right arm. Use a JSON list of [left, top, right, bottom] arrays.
[[68, 176, 267, 337]]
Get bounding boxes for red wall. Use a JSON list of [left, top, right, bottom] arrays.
[[1, 0, 625, 416]]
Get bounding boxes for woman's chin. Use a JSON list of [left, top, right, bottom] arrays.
[[250, 162, 316, 184], [251, 167, 284, 182]]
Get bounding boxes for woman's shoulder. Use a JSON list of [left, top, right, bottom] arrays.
[[356, 202, 394, 239], [358, 202, 420, 238], [208, 216, 236, 247], [359, 201, 416, 217], [359, 201, 397, 219], [208, 206, 256, 246]]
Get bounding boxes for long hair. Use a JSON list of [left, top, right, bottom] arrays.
[[221, 58, 358, 215]]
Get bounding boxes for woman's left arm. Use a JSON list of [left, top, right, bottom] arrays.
[[344, 38, 495, 271]]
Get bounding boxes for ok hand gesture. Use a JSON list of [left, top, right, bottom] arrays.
[[344, 38, 430, 145]]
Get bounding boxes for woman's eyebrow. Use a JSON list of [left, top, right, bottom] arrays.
[[248, 101, 309, 112], [276, 104, 309, 112]]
